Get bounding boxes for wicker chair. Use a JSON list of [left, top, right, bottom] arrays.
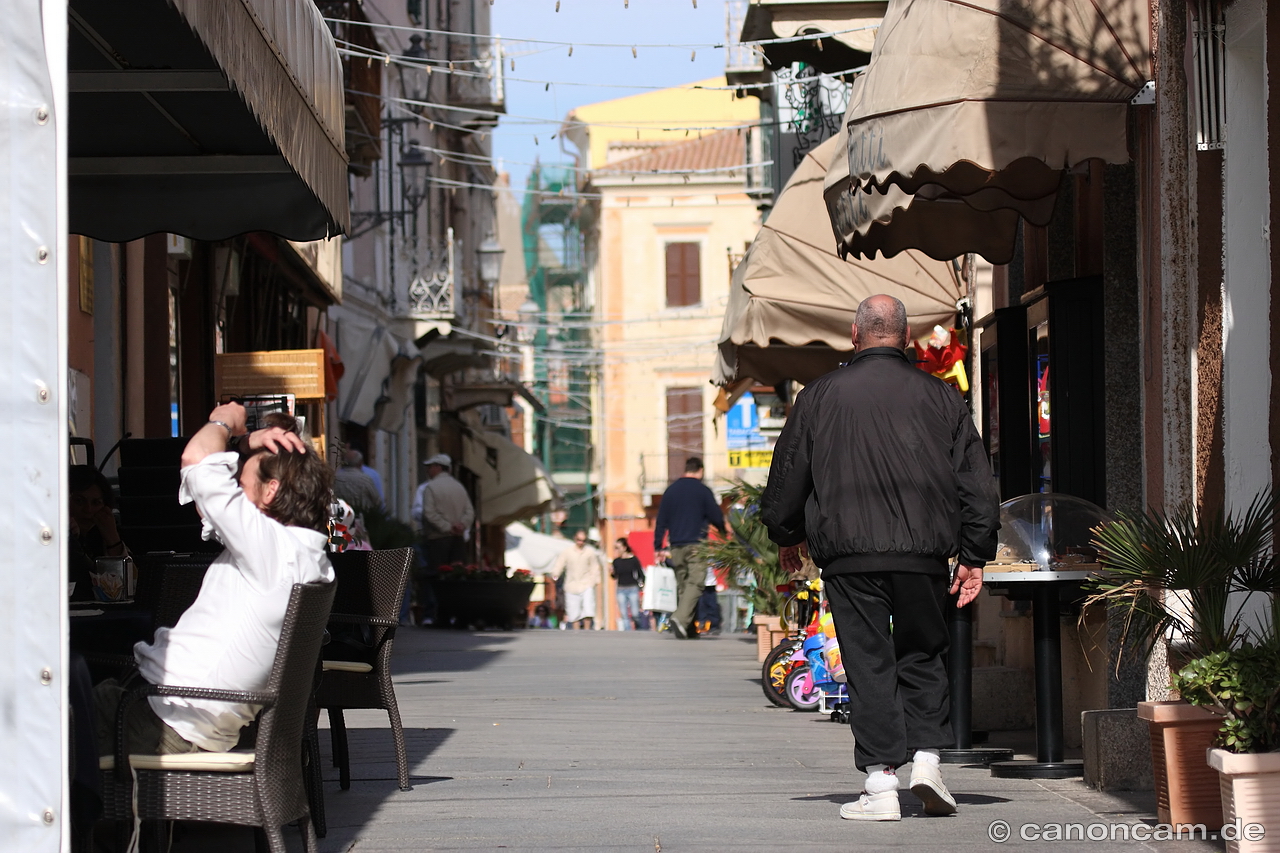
[[315, 548, 414, 791], [142, 551, 218, 630], [99, 580, 336, 853]]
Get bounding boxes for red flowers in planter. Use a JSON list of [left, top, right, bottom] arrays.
[[437, 562, 534, 582]]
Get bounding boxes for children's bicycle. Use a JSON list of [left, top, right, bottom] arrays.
[[760, 578, 822, 707]]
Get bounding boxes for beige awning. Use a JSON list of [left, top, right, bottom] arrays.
[[370, 353, 423, 433], [847, 0, 1149, 194], [716, 135, 962, 386], [334, 307, 417, 427], [827, 84, 1054, 263], [68, 0, 349, 241], [836, 0, 1149, 261], [418, 336, 496, 378], [836, 172, 1050, 264], [463, 431, 563, 526]]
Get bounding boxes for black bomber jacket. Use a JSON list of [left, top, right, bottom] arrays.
[[761, 347, 1000, 576]]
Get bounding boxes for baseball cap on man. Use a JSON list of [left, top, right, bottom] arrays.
[[423, 453, 452, 467]]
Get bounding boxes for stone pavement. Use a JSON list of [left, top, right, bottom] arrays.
[[161, 628, 1223, 852]]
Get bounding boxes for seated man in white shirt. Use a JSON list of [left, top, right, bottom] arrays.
[[95, 402, 335, 756]]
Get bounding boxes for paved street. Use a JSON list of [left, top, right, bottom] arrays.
[[167, 627, 1219, 852]]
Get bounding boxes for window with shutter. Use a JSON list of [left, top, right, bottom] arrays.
[[665, 242, 701, 307], [666, 386, 704, 483]]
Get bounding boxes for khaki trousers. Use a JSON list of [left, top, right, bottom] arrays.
[[668, 543, 707, 633], [94, 678, 205, 757]]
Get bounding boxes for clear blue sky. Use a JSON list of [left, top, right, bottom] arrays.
[[491, 0, 731, 193]]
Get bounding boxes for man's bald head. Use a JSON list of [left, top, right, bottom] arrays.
[[852, 294, 909, 350]]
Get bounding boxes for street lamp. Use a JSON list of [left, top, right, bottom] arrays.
[[399, 140, 430, 211], [477, 233, 505, 288], [516, 296, 540, 344], [401, 35, 429, 114]]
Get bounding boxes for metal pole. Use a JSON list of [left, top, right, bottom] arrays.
[[1032, 583, 1064, 763], [948, 600, 973, 749], [939, 597, 1011, 765]]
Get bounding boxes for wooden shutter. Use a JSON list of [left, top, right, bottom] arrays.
[[665, 242, 701, 307], [666, 386, 704, 483]]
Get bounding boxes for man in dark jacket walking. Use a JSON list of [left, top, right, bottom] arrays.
[[654, 457, 725, 639], [762, 295, 998, 822]]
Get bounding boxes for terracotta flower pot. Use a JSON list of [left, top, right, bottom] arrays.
[[1138, 700, 1224, 829], [754, 614, 782, 662], [1208, 749, 1280, 853]]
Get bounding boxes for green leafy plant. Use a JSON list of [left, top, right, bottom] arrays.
[[1172, 644, 1280, 753], [1086, 490, 1279, 660], [693, 481, 789, 616]]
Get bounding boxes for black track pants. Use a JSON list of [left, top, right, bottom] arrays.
[[824, 571, 953, 770]]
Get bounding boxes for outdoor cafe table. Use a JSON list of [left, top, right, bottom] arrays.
[[982, 568, 1096, 779], [69, 600, 152, 656]]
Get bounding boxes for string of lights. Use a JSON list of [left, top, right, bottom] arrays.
[[406, 139, 771, 177], [367, 88, 809, 134], [403, 170, 767, 200], [334, 40, 864, 94], [325, 16, 878, 51]]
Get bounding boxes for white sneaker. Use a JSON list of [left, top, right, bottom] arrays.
[[909, 761, 957, 816], [839, 791, 901, 821]]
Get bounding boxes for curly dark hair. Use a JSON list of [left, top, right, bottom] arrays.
[[70, 465, 115, 508], [247, 446, 334, 533]]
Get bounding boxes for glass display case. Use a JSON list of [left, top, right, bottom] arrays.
[[989, 493, 1112, 572], [975, 277, 1105, 505]]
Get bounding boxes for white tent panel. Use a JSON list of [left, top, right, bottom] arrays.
[[0, 0, 70, 848], [504, 523, 573, 575]]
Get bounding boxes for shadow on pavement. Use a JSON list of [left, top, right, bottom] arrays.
[[795, 792, 1013, 806], [317, 724, 455, 785], [391, 628, 519, 676], [310, 725, 455, 851]]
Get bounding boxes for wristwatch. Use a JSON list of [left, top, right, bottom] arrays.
[[208, 419, 243, 453]]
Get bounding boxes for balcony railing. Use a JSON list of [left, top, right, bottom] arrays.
[[407, 227, 455, 320], [725, 0, 770, 88], [446, 35, 505, 124]]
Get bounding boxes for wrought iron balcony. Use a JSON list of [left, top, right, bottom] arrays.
[[725, 0, 769, 88], [446, 35, 505, 126], [407, 228, 455, 320]]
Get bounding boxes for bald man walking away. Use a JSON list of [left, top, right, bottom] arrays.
[[762, 294, 999, 822]]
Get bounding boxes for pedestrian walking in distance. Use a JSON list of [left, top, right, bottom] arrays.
[[761, 294, 999, 822], [333, 448, 381, 513], [410, 453, 475, 625], [551, 530, 607, 630], [653, 457, 726, 639], [611, 538, 646, 630]]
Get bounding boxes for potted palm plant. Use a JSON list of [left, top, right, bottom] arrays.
[[694, 481, 791, 660], [1086, 490, 1276, 829]]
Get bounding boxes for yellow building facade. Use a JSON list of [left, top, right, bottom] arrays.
[[564, 76, 758, 170], [589, 130, 761, 557]]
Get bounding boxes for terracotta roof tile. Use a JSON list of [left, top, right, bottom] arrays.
[[595, 129, 746, 176]]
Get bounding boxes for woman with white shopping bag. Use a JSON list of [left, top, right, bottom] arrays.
[[642, 559, 679, 630]]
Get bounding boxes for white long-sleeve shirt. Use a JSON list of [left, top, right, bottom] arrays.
[[411, 471, 475, 539], [134, 452, 333, 751], [550, 545, 607, 595]]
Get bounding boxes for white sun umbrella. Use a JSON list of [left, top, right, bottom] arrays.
[[505, 522, 574, 575]]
